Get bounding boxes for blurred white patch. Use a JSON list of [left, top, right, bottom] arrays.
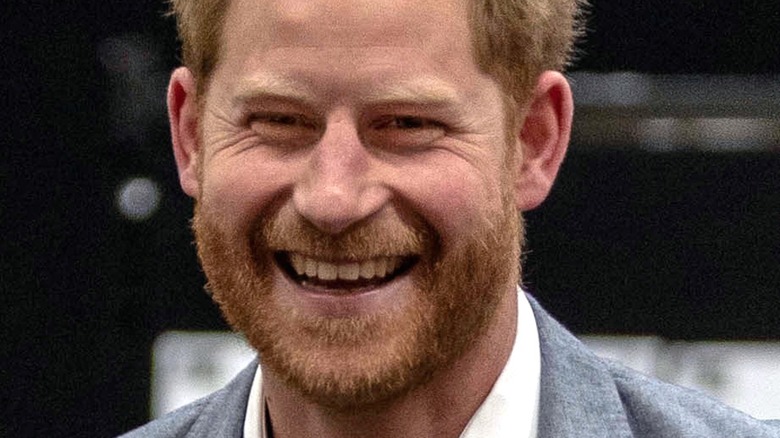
[[151, 332, 256, 418], [583, 336, 780, 419], [116, 177, 161, 221]]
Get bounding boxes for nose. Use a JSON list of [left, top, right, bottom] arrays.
[[293, 115, 390, 234]]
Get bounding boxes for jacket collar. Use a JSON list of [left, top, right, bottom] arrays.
[[186, 357, 257, 437], [186, 296, 635, 438], [528, 295, 634, 438]]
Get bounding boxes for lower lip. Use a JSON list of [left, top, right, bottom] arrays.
[[272, 267, 413, 318]]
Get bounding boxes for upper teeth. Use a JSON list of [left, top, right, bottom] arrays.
[[289, 253, 404, 281]]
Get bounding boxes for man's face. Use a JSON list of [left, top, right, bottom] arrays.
[[192, 0, 523, 408]]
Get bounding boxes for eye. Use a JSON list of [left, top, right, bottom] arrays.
[[251, 113, 312, 128], [249, 113, 320, 148], [367, 115, 446, 150], [265, 114, 300, 125], [388, 116, 428, 129], [373, 116, 442, 130]]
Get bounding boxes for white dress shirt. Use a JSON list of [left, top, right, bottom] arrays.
[[244, 289, 540, 438]]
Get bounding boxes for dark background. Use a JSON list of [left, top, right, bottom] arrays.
[[2, 1, 779, 436]]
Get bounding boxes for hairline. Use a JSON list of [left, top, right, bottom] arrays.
[[187, 0, 540, 105]]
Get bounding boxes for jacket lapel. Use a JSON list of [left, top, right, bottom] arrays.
[[528, 296, 634, 438], [187, 358, 258, 437]]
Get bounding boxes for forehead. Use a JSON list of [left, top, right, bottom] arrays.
[[219, 0, 476, 70], [209, 0, 504, 113], [225, 0, 471, 40]]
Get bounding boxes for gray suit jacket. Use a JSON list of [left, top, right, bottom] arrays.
[[121, 296, 780, 437]]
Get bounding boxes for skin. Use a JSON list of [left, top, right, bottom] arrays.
[[167, 0, 573, 436]]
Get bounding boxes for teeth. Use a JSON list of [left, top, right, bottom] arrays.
[[338, 263, 360, 281], [290, 254, 306, 276], [375, 258, 387, 277], [318, 262, 338, 281], [359, 260, 375, 279], [305, 258, 317, 277], [287, 254, 405, 282]]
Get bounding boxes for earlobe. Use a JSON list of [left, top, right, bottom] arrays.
[[513, 71, 573, 211], [168, 67, 201, 198]]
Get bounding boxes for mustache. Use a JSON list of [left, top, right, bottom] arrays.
[[255, 205, 436, 261]]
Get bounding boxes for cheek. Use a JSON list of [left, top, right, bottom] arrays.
[[392, 158, 505, 240], [200, 155, 297, 226]]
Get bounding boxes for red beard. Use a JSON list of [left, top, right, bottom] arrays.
[[192, 193, 521, 410]]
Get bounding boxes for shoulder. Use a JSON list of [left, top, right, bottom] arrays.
[[527, 294, 780, 437], [118, 359, 258, 438], [605, 353, 780, 437], [119, 398, 210, 438]]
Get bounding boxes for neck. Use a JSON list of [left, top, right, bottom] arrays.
[[263, 289, 518, 438]]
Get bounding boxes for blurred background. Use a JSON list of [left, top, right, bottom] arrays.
[[2, 0, 779, 436]]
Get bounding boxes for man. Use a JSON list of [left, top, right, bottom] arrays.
[[124, 0, 780, 436]]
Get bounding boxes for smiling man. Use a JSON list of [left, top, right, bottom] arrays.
[[122, 0, 780, 437]]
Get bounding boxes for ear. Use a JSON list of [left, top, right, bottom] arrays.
[[167, 67, 201, 198], [513, 71, 573, 211]]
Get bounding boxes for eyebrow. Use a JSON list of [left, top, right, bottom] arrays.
[[232, 74, 317, 107], [231, 74, 461, 108], [365, 77, 461, 107]]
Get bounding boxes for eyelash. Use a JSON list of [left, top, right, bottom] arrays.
[[247, 112, 446, 131], [249, 113, 317, 128], [371, 115, 446, 130]]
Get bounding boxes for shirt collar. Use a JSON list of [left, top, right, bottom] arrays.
[[244, 359, 263, 438], [244, 289, 540, 438], [459, 288, 540, 438]]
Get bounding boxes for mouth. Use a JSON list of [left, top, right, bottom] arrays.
[[274, 251, 418, 292]]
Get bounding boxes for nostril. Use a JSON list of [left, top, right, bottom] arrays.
[[292, 189, 354, 234], [292, 183, 391, 235]]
